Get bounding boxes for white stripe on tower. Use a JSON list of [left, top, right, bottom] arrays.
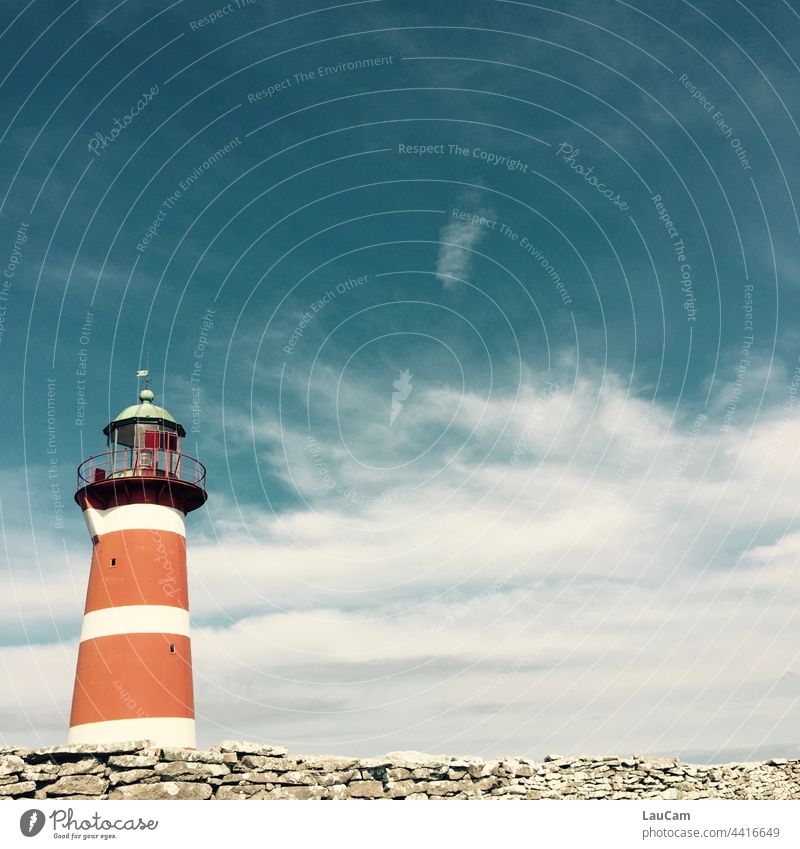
[[79, 606, 191, 641], [68, 717, 196, 748], [82, 503, 186, 538]]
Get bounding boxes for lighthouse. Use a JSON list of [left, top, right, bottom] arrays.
[[68, 381, 207, 748]]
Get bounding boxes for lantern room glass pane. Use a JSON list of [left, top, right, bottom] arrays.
[[110, 423, 136, 448]]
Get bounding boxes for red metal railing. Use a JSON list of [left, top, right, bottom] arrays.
[[76, 449, 206, 491]]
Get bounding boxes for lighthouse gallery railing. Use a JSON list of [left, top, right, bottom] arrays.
[[76, 449, 207, 491]]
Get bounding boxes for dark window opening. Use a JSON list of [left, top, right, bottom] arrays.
[[169, 643, 176, 654], [110, 558, 116, 567]]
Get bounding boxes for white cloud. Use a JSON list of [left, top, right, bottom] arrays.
[[436, 215, 491, 287]]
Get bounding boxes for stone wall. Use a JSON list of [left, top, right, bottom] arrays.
[[0, 741, 797, 800]]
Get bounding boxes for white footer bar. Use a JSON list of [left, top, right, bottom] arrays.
[[3, 800, 798, 848]]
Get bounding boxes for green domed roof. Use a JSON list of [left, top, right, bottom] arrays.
[[103, 388, 184, 436]]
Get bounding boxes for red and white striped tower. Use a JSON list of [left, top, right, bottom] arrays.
[[68, 382, 207, 748]]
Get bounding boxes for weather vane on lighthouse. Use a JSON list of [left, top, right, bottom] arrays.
[[68, 372, 208, 748]]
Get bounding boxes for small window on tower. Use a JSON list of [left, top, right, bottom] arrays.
[[169, 643, 176, 654], [110, 558, 116, 567]]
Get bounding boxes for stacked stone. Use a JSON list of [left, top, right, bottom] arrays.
[[0, 743, 798, 800]]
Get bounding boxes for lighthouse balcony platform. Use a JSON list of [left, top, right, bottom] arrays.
[[75, 450, 207, 513]]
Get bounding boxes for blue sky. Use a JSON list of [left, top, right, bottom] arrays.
[[2, 0, 800, 761]]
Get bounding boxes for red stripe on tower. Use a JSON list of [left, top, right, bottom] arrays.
[[68, 382, 208, 748]]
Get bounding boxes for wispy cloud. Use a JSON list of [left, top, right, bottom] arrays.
[[435, 214, 491, 287]]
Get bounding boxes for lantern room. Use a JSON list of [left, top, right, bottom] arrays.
[[101, 388, 185, 479], [75, 385, 206, 511]]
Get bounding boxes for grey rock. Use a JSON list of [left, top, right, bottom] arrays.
[[41, 775, 109, 796], [153, 762, 229, 780], [388, 780, 426, 798], [216, 741, 288, 757], [1, 781, 33, 798], [161, 748, 227, 764], [492, 785, 528, 795], [108, 769, 157, 785], [22, 771, 54, 782], [427, 780, 467, 796], [262, 786, 325, 800], [107, 754, 160, 768], [326, 784, 349, 800], [447, 768, 468, 780], [0, 780, 34, 797], [317, 770, 357, 787], [346, 780, 384, 798], [216, 784, 271, 799], [238, 755, 298, 771], [55, 758, 104, 776], [31, 740, 155, 758], [299, 756, 358, 771], [110, 781, 213, 800], [467, 762, 491, 778], [384, 751, 442, 768], [220, 772, 275, 784], [262, 770, 317, 786], [0, 756, 25, 776], [387, 767, 412, 781]]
